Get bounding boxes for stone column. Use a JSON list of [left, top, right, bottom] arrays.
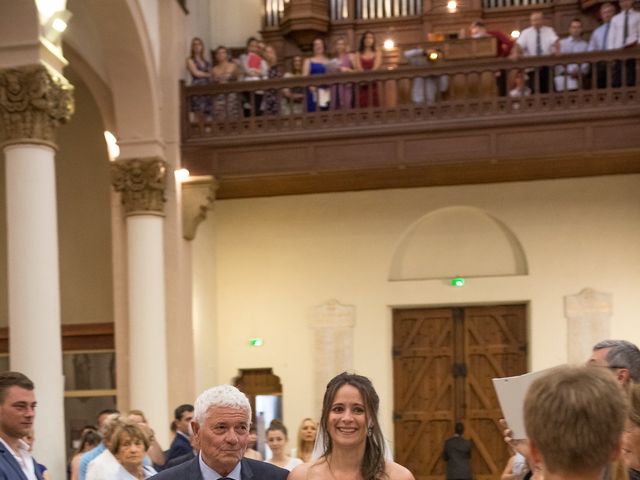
[[0, 64, 74, 478], [111, 158, 170, 445]]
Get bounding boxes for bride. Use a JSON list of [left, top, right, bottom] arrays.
[[288, 372, 414, 480]]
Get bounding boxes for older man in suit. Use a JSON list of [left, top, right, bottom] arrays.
[[0, 371, 44, 480], [151, 384, 287, 480], [442, 422, 472, 480]]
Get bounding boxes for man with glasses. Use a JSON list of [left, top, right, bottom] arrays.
[[588, 339, 640, 388]]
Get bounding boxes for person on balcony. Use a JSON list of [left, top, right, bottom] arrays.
[[329, 37, 355, 109], [261, 45, 282, 115], [354, 31, 382, 108], [469, 20, 514, 96], [282, 55, 305, 115], [513, 11, 559, 93], [210, 46, 242, 121], [606, 0, 639, 86], [588, 3, 617, 88], [303, 37, 331, 112], [403, 46, 449, 105], [186, 37, 212, 127], [239, 37, 269, 116], [554, 18, 589, 91]]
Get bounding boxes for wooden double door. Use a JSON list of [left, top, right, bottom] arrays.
[[393, 305, 527, 480]]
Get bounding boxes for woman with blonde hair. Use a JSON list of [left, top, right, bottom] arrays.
[[293, 418, 317, 463]]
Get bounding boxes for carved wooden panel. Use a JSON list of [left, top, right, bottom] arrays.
[[393, 305, 527, 480]]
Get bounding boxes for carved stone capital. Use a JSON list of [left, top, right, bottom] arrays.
[[0, 64, 74, 148], [182, 176, 218, 240], [111, 158, 168, 216]]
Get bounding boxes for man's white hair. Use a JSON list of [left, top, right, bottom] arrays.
[[194, 384, 252, 424]]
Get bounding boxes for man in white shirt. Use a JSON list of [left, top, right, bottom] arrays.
[[515, 11, 559, 93], [588, 3, 617, 88], [554, 18, 589, 91], [0, 372, 43, 480], [606, 0, 639, 86]]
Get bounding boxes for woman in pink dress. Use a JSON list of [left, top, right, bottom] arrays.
[[330, 37, 354, 109], [354, 31, 382, 108]]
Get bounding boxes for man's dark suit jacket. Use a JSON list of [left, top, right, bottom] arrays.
[[0, 442, 45, 480], [164, 433, 192, 465], [150, 456, 288, 480], [442, 434, 472, 480]]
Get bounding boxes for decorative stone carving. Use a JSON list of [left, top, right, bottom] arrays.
[[0, 64, 74, 148], [310, 299, 356, 417], [564, 288, 612, 364], [111, 158, 168, 216], [182, 176, 218, 240]]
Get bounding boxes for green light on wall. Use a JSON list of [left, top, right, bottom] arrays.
[[249, 337, 264, 347], [451, 277, 465, 287]]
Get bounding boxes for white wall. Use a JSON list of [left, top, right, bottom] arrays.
[[195, 174, 640, 449]]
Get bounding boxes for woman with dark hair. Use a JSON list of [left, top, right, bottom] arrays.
[[289, 372, 414, 480], [354, 31, 382, 108], [303, 37, 331, 112], [211, 45, 242, 120]]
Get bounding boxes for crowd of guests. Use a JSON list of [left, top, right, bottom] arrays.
[[188, 1, 638, 122], [2, 337, 640, 480]]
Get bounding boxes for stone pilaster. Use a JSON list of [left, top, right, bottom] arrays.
[[0, 64, 74, 148], [564, 288, 612, 364], [111, 158, 168, 216]]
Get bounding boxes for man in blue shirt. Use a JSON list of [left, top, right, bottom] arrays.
[[588, 2, 617, 88], [77, 409, 119, 480]]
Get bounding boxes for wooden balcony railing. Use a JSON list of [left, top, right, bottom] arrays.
[[482, 0, 549, 9], [181, 50, 639, 146]]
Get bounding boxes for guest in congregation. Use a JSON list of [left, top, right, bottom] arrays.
[[523, 365, 626, 480], [289, 372, 415, 480], [588, 339, 640, 388], [588, 2, 617, 88], [127, 410, 166, 468], [500, 452, 530, 480], [354, 31, 383, 108], [303, 37, 331, 112], [79, 409, 120, 480], [282, 55, 305, 115], [469, 20, 514, 96], [513, 11, 559, 93], [243, 425, 263, 461], [186, 37, 212, 126], [70, 429, 102, 480], [86, 415, 127, 480], [329, 37, 355, 109], [211, 46, 242, 121], [239, 37, 269, 116], [606, 0, 640, 86], [625, 383, 640, 480], [293, 418, 317, 463], [150, 384, 288, 480], [164, 404, 194, 465], [509, 70, 532, 98], [0, 372, 43, 480], [554, 18, 589, 91], [261, 44, 282, 115], [110, 423, 157, 479], [265, 420, 303, 471], [23, 431, 50, 480], [442, 422, 472, 480]]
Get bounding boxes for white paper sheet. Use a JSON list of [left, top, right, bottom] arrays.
[[492, 368, 550, 440]]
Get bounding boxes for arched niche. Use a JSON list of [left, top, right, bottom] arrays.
[[389, 206, 528, 281]]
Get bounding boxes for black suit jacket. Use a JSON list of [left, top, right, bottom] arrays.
[[0, 443, 44, 480], [442, 435, 472, 480], [150, 456, 288, 480], [165, 433, 192, 464]]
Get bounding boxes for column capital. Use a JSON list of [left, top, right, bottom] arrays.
[[0, 64, 74, 148], [111, 157, 168, 216]]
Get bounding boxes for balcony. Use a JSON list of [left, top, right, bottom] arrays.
[[180, 50, 640, 198]]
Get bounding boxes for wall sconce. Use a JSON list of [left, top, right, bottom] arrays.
[[510, 30, 521, 39], [175, 168, 190, 181], [43, 9, 72, 43], [446, 0, 458, 12], [383, 38, 395, 50]]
